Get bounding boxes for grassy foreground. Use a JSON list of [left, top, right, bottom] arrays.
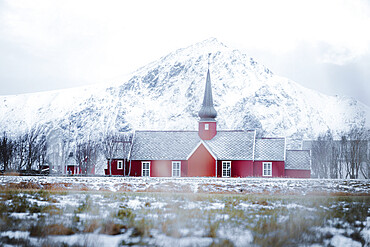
[[0, 189, 369, 247]]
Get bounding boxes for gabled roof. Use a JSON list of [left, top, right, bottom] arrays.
[[206, 130, 255, 160], [285, 150, 311, 170], [130, 131, 200, 160], [113, 142, 131, 159], [254, 138, 285, 161], [130, 130, 256, 160]]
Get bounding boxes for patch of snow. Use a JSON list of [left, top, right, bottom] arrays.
[[217, 227, 253, 247], [204, 202, 224, 210], [0, 231, 30, 239], [127, 198, 143, 210], [329, 235, 361, 247], [9, 212, 39, 220]]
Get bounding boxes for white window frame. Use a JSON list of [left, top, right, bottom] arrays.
[[222, 161, 231, 177], [172, 161, 181, 177], [262, 162, 272, 177], [142, 161, 150, 177], [117, 160, 123, 170], [205, 124, 209, 130]]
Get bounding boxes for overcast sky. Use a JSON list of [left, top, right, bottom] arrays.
[[0, 0, 369, 106]]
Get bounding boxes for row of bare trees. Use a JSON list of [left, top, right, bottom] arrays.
[[0, 127, 133, 175], [311, 127, 370, 179], [0, 127, 48, 173], [101, 131, 133, 176]]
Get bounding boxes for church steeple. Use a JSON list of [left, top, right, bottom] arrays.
[[198, 56, 217, 120], [198, 54, 217, 140]]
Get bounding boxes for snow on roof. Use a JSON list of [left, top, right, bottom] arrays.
[[285, 150, 311, 170], [206, 130, 255, 160], [254, 138, 285, 161], [130, 131, 200, 160], [130, 130, 256, 160], [112, 142, 131, 159]]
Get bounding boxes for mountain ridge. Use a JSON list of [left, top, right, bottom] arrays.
[[0, 38, 369, 143]]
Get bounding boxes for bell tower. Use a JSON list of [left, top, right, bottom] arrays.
[[198, 54, 217, 140]]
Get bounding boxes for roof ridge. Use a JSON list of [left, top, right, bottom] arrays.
[[135, 129, 256, 133], [258, 137, 285, 140], [217, 130, 255, 132], [135, 130, 198, 132]]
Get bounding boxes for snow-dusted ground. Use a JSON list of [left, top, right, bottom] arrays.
[[0, 176, 369, 246], [0, 176, 369, 195]]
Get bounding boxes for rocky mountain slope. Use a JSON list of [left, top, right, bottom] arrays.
[[0, 38, 369, 143]]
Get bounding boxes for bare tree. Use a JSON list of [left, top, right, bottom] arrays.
[[337, 127, 369, 179], [75, 140, 99, 175], [101, 132, 121, 176], [0, 132, 14, 171], [330, 141, 340, 179], [35, 134, 48, 172], [311, 131, 331, 178], [345, 126, 368, 179], [361, 139, 370, 179], [24, 126, 44, 171], [120, 133, 133, 176], [101, 132, 133, 176], [14, 134, 27, 171]]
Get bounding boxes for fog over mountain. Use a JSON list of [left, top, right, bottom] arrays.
[[0, 38, 369, 143]]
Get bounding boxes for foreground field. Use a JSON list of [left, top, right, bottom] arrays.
[[0, 176, 369, 195], [0, 177, 369, 247]]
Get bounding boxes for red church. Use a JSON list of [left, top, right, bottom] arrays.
[[105, 60, 311, 178]]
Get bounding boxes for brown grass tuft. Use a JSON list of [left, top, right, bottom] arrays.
[[100, 221, 126, 235]]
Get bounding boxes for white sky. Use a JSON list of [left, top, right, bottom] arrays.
[[0, 0, 369, 106]]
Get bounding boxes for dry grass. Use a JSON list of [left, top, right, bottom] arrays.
[[0, 189, 369, 246], [30, 223, 75, 237], [99, 221, 126, 235]]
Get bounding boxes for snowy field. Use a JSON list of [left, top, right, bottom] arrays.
[[0, 176, 369, 247], [1, 176, 369, 195]]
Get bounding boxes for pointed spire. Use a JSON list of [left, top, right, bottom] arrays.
[[198, 53, 217, 121]]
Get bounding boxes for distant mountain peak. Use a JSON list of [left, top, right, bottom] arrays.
[[167, 38, 230, 60], [0, 38, 369, 145], [195, 37, 228, 48]]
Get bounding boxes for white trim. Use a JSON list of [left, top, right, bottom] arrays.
[[262, 162, 272, 177], [171, 161, 181, 177], [186, 141, 217, 161], [222, 161, 231, 177], [141, 161, 150, 177], [117, 160, 123, 170], [215, 159, 217, 178]]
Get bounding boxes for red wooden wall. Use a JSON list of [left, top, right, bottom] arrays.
[[129, 160, 141, 176], [105, 160, 132, 176], [188, 144, 216, 177], [198, 122, 217, 140], [216, 160, 253, 177], [253, 161, 285, 177], [150, 160, 171, 177], [124, 160, 189, 177], [106, 158, 310, 179]]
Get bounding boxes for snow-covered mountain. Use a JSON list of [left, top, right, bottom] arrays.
[[1, 38, 369, 142]]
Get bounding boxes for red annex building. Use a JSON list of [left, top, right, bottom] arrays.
[[105, 61, 311, 178]]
